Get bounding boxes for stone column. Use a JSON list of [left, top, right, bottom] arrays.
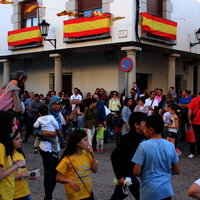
[[197, 60, 200, 93], [167, 53, 180, 90], [0, 59, 10, 85], [49, 54, 62, 93], [121, 46, 142, 96]]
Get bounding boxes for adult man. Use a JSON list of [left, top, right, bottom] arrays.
[[70, 87, 82, 110], [188, 96, 200, 158], [23, 93, 42, 143], [99, 88, 109, 106], [129, 89, 137, 110], [132, 82, 140, 99], [50, 90, 56, 97], [144, 91, 159, 115], [178, 89, 192, 141], [155, 88, 166, 109], [0, 70, 27, 112]]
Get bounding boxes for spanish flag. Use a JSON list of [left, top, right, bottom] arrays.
[[63, 13, 111, 38], [8, 26, 42, 46], [24, 4, 44, 13], [0, 0, 14, 4], [57, 10, 84, 17], [141, 12, 177, 40]]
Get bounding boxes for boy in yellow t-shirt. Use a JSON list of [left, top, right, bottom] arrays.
[[96, 122, 107, 153]]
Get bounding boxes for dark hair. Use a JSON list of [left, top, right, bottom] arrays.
[[38, 105, 49, 116], [12, 130, 25, 158], [129, 112, 147, 130], [12, 70, 27, 81], [149, 91, 155, 95], [0, 110, 16, 156], [61, 130, 87, 158], [144, 114, 164, 134], [85, 98, 97, 107], [137, 97, 145, 104], [170, 87, 174, 90], [112, 90, 118, 97], [34, 93, 40, 97], [168, 104, 181, 117], [157, 88, 163, 92], [124, 97, 132, 107]]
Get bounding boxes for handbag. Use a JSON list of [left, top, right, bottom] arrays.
[[186, 126, 195, 143], [67, 156, 95, 200]]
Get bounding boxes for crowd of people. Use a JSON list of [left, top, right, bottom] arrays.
[[1, 71, 200, 199]]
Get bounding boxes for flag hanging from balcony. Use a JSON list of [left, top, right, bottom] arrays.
[[8, 26, 42, 46], [24, 4, 45, 13], [63, 13, 111, 38], [0, 0, 14, 4], [141, 12, 177, 40], [57, 10, 84, 17]]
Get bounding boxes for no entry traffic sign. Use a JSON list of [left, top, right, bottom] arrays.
[[120, 57, 133, 72]]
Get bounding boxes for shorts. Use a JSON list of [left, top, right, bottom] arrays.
[[167, 132, 177, 138]]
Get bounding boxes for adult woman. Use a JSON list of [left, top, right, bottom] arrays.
[[134, 97, 149, 115], [121, 97, 133, 135], [0, 110, 25, 200], [83, 98, 98, 145], [109, 91, 121, 114], [39, 96, 63, 200]]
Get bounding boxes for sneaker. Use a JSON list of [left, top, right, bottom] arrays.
[[33, 149, 38, 154], [188, 154, 195, 158], [101, 150, 105, 154], [96, 150, 100, 153]]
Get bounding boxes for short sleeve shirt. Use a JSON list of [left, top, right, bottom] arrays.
[[56, 151, 92, 200], [0, 144, 15, 200], [188, 97, 200, 125], [132, 139, 178, 200]]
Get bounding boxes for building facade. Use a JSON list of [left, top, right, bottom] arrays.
[[0, 0, 200, 96]]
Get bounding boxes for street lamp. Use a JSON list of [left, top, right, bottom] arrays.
[[38, 19, 56, 49], [190, 29, 200, 48]]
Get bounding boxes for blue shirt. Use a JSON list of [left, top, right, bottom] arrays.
[[178, 96, 192, 113], [132, 139, 178, 200]]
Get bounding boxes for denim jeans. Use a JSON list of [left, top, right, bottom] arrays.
[[39, 148, 59, 199], [14, 194, 32, 200]]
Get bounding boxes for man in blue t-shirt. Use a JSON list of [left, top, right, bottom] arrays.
[[178, 89, 192, 141]]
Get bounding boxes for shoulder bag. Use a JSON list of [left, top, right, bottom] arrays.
[[67, 156, 94, 200]]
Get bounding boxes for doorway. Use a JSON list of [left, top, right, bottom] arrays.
[[136, 73, 148, 94]]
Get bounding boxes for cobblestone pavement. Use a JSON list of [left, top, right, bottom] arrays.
[[22, 134, 199, 200]]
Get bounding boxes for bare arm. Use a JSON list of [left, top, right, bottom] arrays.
[[133, 164, 142, 177], [188, 183, 200, 199], [188, 109, 193, 126], [171, 162, 180, 175]]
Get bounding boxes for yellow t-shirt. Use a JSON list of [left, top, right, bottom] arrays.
[[0, 143, 15, 200], [56, 151, 92, 200], [12, 151, 30, 199]]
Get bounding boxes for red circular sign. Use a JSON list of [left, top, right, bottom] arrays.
[[120, 57, 133, 72]]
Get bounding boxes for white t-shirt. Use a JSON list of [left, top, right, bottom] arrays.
[[70, 94, 82, 110], [194, 178, 200, 186], [144, 98, 159, 115], [33, 115, 59, 131]]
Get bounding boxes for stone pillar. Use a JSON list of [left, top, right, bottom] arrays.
[[0, 59, 10, 85], [121, 46, 142, 96], [197, 60, 200, 93], [49, 54, 62, 93], [167, 53, 180, 90]]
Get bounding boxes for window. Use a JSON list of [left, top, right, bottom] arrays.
[[21, 1, 38, 28], [147, 0, 162, 17], [78, 0, 102, 17]]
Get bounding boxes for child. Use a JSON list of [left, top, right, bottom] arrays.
[[113, 111, 123, 146], [56, 130, 98, 200], [132, 114, 180, 200], [33, 105, 61, 155], [12, 130, 33, 200], [163, 103, 172, 139], [96, 122, 107, 153], [60, 101, 69, 143], [0, 111, 26, 200], [166, 104, 180, 146]]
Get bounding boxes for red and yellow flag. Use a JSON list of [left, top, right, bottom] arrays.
[[63, 13, 111, 38], [57, 10, 84, 17], [141, 12, 177, 40], [8, 26, 42, 46], [24, 4, 44, 13], [0, 0, 14, 4]]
